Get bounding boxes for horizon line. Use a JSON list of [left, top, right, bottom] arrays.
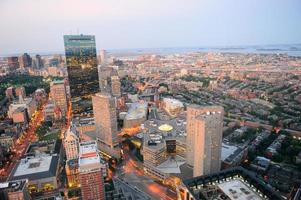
[[1, 43, 301, 57]]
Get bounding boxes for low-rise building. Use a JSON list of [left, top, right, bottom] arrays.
[[8, 97, 37, 119], [9, 154, 60, 193], [12, 107, 29, 125], [250, 156, 271, 171], [0, 179, 31, 200], [162, 98, 184, 116], [266, 134, 286, 158], [221, 143, 248, 169], [124, 102, 148, 128]]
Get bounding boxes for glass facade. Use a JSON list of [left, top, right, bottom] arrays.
[[64, 35, 99, 116]]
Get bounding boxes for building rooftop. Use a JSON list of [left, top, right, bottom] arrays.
[[143, 109, 187, 151], [221, 143, 238, 161], [79, 140, 97, 157], [79, 155, 101, 167], [163, 98, 184, 107], [51, 80, 64, 85], [218, 179, 262, 200], [79, 140, 100, 167], [156, 155, 186, 174], [158, 124, 173, 132], [25, 139, 61, 156], [221, 143, 245, 164], [183, 167, 283, 200], [66, 159, 78, 169], [125, 102, 148, 120], [0, 179, 27, 192], [10, 155, 59, 181]]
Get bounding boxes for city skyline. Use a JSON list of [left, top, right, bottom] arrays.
[[1, 0, 301, 55], [1, 1, 301, 200]]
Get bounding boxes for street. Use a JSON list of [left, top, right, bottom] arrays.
[[116, 151, 177, 200], [0, 102, 46, 181]]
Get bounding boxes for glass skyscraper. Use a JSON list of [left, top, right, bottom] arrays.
[[64, 34, 99, 116]]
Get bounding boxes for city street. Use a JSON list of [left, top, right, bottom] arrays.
[[0, 102, 46, 181], [116, 151, 177, 200]]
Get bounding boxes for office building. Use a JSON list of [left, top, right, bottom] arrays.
[[162, 98, 184, 116], [186, 105, 223, 177], [98, 66, 113, 92], [79, 141, 105, 200], [15, 86, 26, 99], [5, 87, 14, 101], [111, 76, 121, 97], [99, 49, 107, 65], [123, 102, 148, 129], [11, 107, 29, 125], [92, 93, 118, 148], [9, 155, 60, 193], [8, 97, 37, 119], [7, 56, 19, 70], [0, 179, 31, 200], [65, 159, 80, 188], [183, 167, 283, 200], [50, 80, 68, 116], [64, 125, 79, 160], [10, 140, 63, 193], [35, 54, 43, 68], [25, 139, 62, 156], [6, 86, 27, 101], [64, 34, 99, 116], [19, 53, 32, 69], [142, 109, 189, 181]]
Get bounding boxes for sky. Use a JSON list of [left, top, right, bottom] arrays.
[[0, 0, 301, 55]]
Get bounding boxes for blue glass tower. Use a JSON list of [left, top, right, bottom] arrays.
[[64, 34, 99, 116]]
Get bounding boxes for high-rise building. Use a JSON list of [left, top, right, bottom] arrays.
[[50, 80, 68, 116], [64, 125, 79, 160], [18, 53, 32, 69], [98, 66, 113, 93], [64, 34, 99, 116], [111, 76, 121, 97], [186, 105, 223, 177], [65, 159, 80, 188], [5, 87, 14, 101], [15, 86, 26, 99], [79, 141, 105, 200], [99, 49, 107, 65], [34, 54, 44, 69], [92, 93, 118, 148], [7, 56, 19, 70]]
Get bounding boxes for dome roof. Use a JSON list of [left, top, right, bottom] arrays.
[[158, 124, 173, 132]]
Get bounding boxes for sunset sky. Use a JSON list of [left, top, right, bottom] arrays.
[[0, 0, 300, 55]]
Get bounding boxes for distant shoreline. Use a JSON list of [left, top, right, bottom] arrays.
[[1, 44, 301, 58]]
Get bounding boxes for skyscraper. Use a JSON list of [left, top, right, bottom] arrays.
[[18, 53, 32, 69], [92, 92, 118, 148], [111, 76, 121, 97], [64, 34, 99, 116], [7, 56, 19, 70], [186, 105, 224, 177], [50, 80, 68, 116], [99, 49, 107, 65], [34, 54, 44, 69], [79, 141, 105, 200], [64, 125, 79, 160]]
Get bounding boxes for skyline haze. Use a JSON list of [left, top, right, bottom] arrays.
[[0, 0, 301, 55]]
